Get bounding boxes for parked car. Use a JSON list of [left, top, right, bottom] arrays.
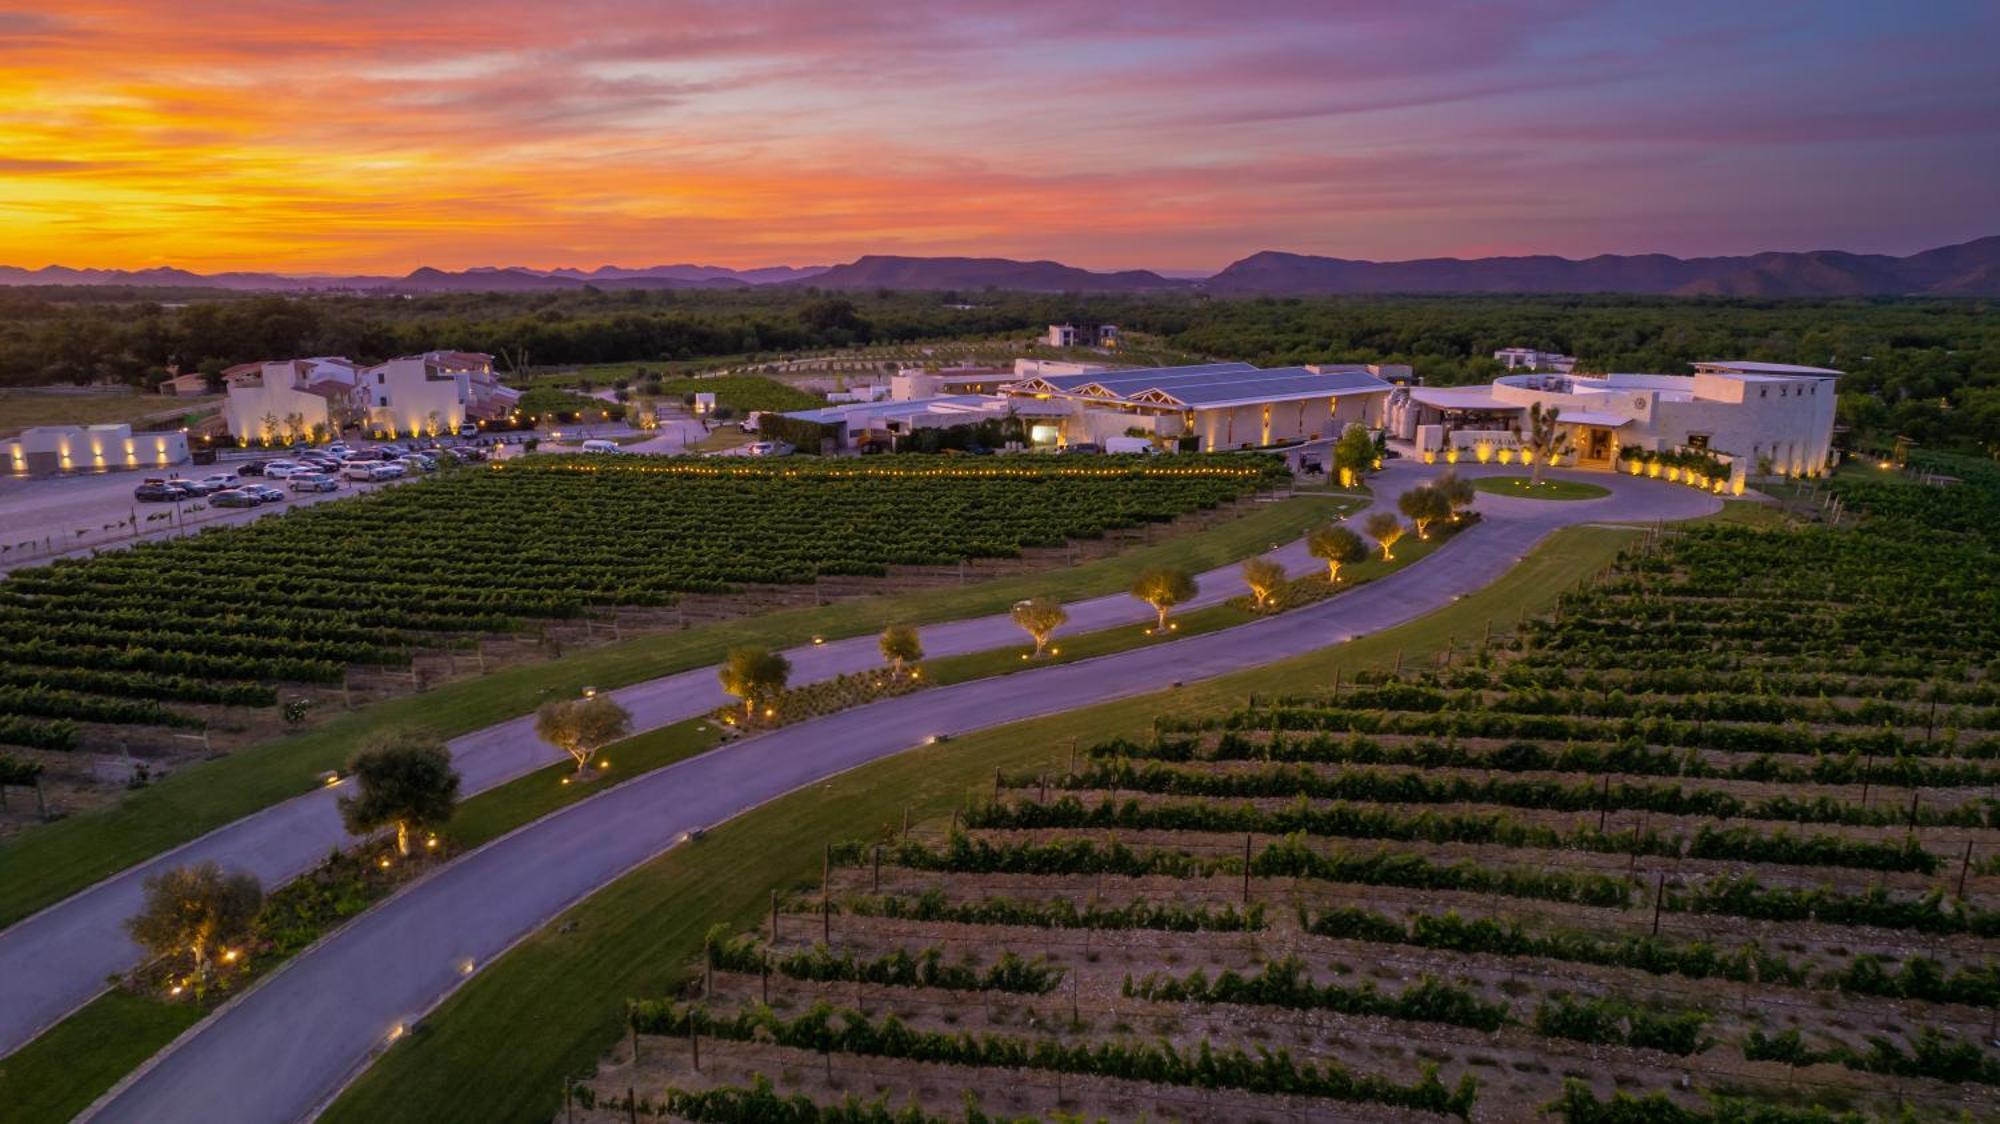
[[397, 455, 435, 472], [262, 460, 307, 478], [742, 440, 793, 457], [235, 459, 272, 476], [170, 477, 223, 496], [134, 480, 188, 502], [198, 473, 239, 491], [344, 463, 382, 481], [290, 473, 340, 493], [456, 422, 479, 438], [580, 439, 622, 455], [243, 484, 286, 503], [372, 462, 408, 480], [210, 488, 259, 508]]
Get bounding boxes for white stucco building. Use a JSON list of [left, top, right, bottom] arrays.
[[221, 357, 365, 445], [4, 424, 189, 476], [1494, 347, 1577, 373], [1386, 359, 1841, 481]]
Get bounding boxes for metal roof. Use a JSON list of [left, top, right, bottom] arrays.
[[1697, 360, 1842, 377], [1127, 366, 1392, 409], [1019, 362, 1390, 409], [1027, 362, 1258, 394]]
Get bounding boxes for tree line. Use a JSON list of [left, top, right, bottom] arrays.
[[1, 286, 1992, 452]]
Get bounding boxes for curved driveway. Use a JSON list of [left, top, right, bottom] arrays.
[[0, 479, 1343, 1054], [71, 466, 1720, 1123]]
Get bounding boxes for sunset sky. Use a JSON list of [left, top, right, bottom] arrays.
[[2, 0, 1995, 274]]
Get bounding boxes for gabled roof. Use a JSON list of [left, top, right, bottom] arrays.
[[1031, 362, 1259, 395]]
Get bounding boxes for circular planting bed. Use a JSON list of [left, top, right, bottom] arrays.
[[1470, 475, 1611, 501]]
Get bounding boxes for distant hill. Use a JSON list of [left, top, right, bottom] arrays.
[[796, 255, 1185, 293], [3, 237, 1993, 296], [1203, 236, 2000, 297]]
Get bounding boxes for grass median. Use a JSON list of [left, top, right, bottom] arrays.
[[322, 523, 1639, 1124], [0, 492, 1357, 928], [0, 718, 726, 1121]]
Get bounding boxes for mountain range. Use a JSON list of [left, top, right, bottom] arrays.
[[2, 237, 1995, 297]]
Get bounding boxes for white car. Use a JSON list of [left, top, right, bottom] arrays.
[[742, 441, 793, 457], [372, 462, 408, 479], [344, 463, 380, 482], [197, 473, 238, 491], [262, 460, 306, 478]]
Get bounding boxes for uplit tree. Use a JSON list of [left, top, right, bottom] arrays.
[[1364, 510, 1405, 560], [1525, 402, 1571, 486], [534, 692, 633, 774], [125, 861, 262, 980], [1398, 486, 1452, 539], [1132, 566, 1198, 632], [1332, 425, 1376, 486], [1011, 597, 1068, 658], [1306, 524, 1368, 582], [282, 412, 306, 446], [1434, 469, 1476, 521], [879, 624, 923, 674], [718, 646, 791, 718], [1240, 557, 1286, 611], [337, 736, 461, 855]]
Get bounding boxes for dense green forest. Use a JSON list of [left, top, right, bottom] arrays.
[[0, 286, 1992, 453]]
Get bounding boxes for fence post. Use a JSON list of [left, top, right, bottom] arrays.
[[1242, 833, 1253, 904], [1651, 873, 1665, 936], [1960, 841, 1976, 898], [770, 889, 779, 942]]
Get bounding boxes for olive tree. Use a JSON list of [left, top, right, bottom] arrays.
[[718, 646, 791, 718], [879, 624, 924, 674], [534, 692, 633, 773], [1132, 566, 1198, 632], [1434, 469, 1476, 521], [1240, 557, 1287, 611], [1364, 510, 1405, 560], [1398, 485, 1452, 539], [1306, 524, 1368, 583], [125, 861, 262, 978], [337, 736, 461, 855], [1331, 425, 1376, 486], [1010, 597, 1068, 657]]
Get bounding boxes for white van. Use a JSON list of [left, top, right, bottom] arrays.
[[579, 439, 622, 455]]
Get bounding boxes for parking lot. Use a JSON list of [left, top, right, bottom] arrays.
[[0, 438, 521, 571]]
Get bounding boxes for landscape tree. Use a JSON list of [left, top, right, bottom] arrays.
[[1434, 469, 1476, 521], [336, 736, 462, 855], [718, 646, 792, 719], [1306, 524, 1368, 582], [1364, 510, 1406, 560], [534, 692, 634, 774], [1332, 425, 1377, 486], [1011, 597, 1068, 658], [1398, 485, 1451, 539], [1524, 402, 1571, 486], [879, 624, 923, 675], [1240, 556, 1286, 611], [1132, 566, 1198, 632], [125, 861, 263, 979]]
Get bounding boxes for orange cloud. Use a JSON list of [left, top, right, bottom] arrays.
[[0, 1, 1991, 271]]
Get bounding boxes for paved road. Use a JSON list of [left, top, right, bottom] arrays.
[[0, 479, 1360, 1056], [68, 467, 1719, 1123]]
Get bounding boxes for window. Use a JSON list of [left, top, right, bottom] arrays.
[[1759, 387, 1767, 398], [1686, 434, 1710, 450]]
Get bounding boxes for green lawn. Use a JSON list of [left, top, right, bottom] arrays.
[[322, 524, 1639, 1124], [1470, 475, 1612, 501], [0, 990, 202, 1120], [0, 493, 1357, 928], [0, 719, 725, 1122], [0, 389, 220, 432]]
